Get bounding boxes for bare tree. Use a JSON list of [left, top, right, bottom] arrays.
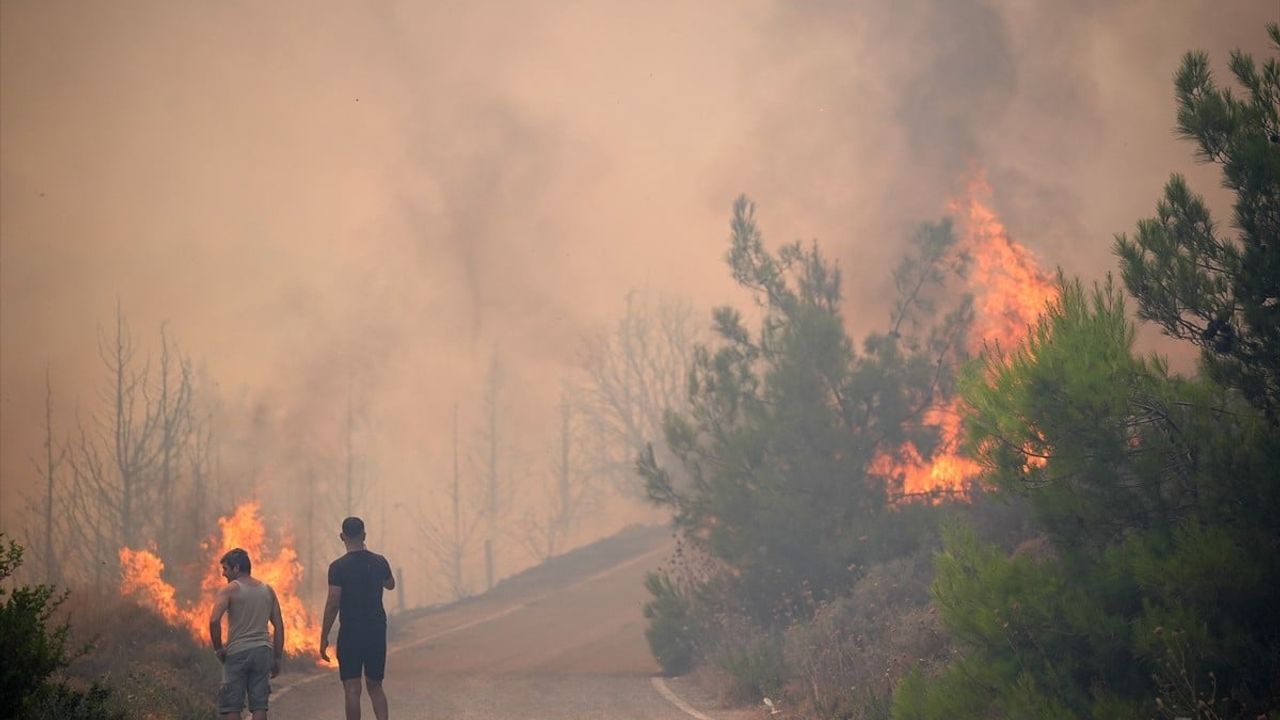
[[301, 462, 320, 600], [21, 366, 67, 584], [477, 351, 516, 591], [346, 388, 356, 517], [519, 383, 603, 562], [411, 404, 484, 600], [186, 406, 215, 557], [67, 306, 160, 574], [62, 305, 198, 585], [578, 290, 701, 496], [155, 326, 194, 558], [341, 382, 376, 519]]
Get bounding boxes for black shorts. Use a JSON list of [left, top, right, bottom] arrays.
[[336, 625, 387, 681]]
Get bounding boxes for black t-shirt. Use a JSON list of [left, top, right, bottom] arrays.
[[328, 549, 391, 628]]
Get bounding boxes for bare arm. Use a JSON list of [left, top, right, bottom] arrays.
[[208, 584, 234, 661], [384, 562, 395, 591], [268, 587, 285, 677], [318, 585, 341, 662]]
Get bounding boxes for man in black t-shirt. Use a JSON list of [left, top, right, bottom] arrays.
[[320, 516, 395, 720]]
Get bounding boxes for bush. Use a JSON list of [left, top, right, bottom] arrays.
[[644, 570, 700, 676], [58, 589, 221, 719], [26, 681, 127, 720], [784, 554, 949, 720], [0, 534, 126, 720], [707, 614, 788, 704], [643, 539, 789, 701]]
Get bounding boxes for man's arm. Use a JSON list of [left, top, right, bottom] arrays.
[[268, 587, 285, 677], [383, 559, 395, 591], [318, 585, 341, 662], [208, 584, 234, 662]]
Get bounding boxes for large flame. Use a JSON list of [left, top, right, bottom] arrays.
[[119, 502, 319, 657], [875, 173, 1056, 496]]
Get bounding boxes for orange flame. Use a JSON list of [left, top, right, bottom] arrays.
[[959, 178, 1058, 352], [119, 501, 320, 658], [876, 172, 1057, 497]]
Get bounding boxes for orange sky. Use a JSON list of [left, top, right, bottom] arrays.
[[1, 0, 1272, 600]]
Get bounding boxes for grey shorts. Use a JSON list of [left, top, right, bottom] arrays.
[[219, 645, 272, 714]]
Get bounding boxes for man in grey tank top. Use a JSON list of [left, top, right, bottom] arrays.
[[209, 548, 286, 719]]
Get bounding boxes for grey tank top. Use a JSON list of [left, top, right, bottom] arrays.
[[225, 579, 273, 656]]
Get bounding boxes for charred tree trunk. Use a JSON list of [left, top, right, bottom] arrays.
[[484, 353, 501, 591], [452, 403, 464, 596], [346, 388, 354, 518], [40, 367, 64, 584]]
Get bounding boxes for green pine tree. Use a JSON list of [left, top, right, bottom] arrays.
[[0, 535, 127, 720], [1116, 23, 1280, 424], [642, 197, 968, 625], [895, 25, 1280, 719]]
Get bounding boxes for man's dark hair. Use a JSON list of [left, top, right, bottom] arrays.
[[221, 548, 251, 574], [341, 516, 366, 538]]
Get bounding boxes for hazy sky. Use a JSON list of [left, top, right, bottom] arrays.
[[1, 1, 1273, 565]]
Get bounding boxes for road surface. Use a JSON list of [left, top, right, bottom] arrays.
[[273, 540, 756, 720]]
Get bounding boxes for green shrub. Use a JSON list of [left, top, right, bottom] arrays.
[[0, 534, 126, 720], [57, 588, 222, 717], [0, 541, 73, 718], [643, 571, 700, 676], [26, 681, 127, 720], [784, 554, 948, 720], [709, 616, 787, 704]]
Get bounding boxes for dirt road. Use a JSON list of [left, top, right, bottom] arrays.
[[273, 531, 755, 720]]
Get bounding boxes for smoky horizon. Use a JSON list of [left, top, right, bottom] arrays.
[[1, 1, 1273, 609]]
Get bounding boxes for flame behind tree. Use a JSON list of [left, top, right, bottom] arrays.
[[119, 501, 319, 657], [960, 177, 1059, 351], [874, 173, 1057, 496]]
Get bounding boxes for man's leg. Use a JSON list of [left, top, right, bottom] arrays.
[[220, 650, 249, 720], [343, 678, 364, 720], [337, 631, 366, 720], [248, 646, 272, 720], [364, 627, 389, 720], [367, 679, 389, 720]]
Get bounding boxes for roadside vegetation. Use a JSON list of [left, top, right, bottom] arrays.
[[1, 534, 130, 719], [4, 20, 1275, 720], [2, 532, 230, 719], [642, 24, 1280, 720]]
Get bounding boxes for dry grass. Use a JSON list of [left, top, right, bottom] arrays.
[[780, 555, 952, 720], [56, 588, 221, 720]]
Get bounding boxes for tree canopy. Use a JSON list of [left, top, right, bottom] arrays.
[[641, 197, 967, 628], [896, 25, 1280, 719]]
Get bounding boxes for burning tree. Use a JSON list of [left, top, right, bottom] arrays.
[[641, 196, 968, 630], [870, 175, 1057, 497], [52, 307, 215, 588], [896, 25, 1280, 719], [118, 502, 321, 658]]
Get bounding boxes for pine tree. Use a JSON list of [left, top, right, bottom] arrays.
[[895, 26, 1280, 719], [1116, 23, 1280, 423], [641, 197, 964, 625]]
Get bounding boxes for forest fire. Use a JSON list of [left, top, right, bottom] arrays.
[[119, 502, 319, 657], [876, 173, 1057, 497]]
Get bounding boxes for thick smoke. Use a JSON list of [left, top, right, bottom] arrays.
[[1, 0, 1273, 601]]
